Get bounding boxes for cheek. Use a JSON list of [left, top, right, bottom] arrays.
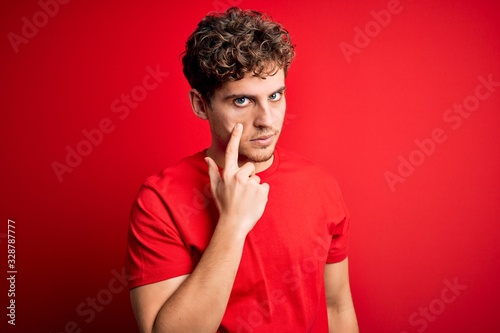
[[228, 113, 254, 133], [215, 110, 243, 131], [218, 118, 246, 142], [274, 102, 286, 124]]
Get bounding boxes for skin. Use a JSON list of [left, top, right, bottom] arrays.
[[130, 68, 358, 333], [193, 68, 287, 173], [325, 259, 359, 333]]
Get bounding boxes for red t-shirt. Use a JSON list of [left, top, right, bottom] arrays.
[[125, 147, 350, 332]]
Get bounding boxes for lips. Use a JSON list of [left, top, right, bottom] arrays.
[[251, 134, 274, 141], [250, 132, 276, 146]]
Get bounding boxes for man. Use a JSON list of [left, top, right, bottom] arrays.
[[125, 7, 358, 333]]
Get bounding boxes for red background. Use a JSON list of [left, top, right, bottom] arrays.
[[1, 0, 500, 332]]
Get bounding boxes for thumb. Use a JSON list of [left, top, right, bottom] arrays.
[[205, 157, 221, 195]]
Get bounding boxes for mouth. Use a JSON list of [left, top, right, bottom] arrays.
[[250, 133, 276, 146]]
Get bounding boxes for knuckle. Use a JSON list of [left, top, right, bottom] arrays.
[[222, 172, 232, 183], [235, 172, 247, 183]]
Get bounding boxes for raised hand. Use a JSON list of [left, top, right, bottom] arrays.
[[205, 123, 270, 237]]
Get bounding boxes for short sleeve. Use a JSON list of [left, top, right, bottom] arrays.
[[326, 182, 351, 264], [125, 184, 194, 289]]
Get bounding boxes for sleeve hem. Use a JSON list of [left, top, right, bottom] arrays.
[[127, 266, 193, 290], [325, 253, 348, 264]]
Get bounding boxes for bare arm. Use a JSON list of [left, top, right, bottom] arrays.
[[130, 123, 269, 333], [325, 258, 359, 333], [131, 223, 247, 333]]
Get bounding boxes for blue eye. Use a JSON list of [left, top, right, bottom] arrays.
[[234, 97, 250, 107], [270, 92, 282, 101]]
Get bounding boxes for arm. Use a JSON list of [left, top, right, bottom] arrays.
[[325, 258, 359, 333], [130, 123, 269, 333], [131, 222, 246, 333]]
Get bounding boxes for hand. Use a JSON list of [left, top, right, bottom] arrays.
[[205, 123, 270, 237]]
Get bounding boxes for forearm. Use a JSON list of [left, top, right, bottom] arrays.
[[328, 306, 359, 333], [153, 221, 246, 333]]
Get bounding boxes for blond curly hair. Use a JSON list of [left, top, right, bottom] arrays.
[[182, 7, 295, 102]]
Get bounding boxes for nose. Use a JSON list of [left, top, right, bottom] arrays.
[[253, 101, 273, 128]]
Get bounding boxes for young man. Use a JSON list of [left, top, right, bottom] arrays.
[[125, 7, 358, 333]]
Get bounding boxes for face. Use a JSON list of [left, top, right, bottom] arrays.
[[204, 68, 286, 167]]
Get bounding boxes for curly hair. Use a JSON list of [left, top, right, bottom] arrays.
[[182, 7, 295, 103]]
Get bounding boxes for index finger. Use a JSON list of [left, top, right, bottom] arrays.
[[225, 123, 243, 172]]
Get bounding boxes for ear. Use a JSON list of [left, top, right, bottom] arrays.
[[189, 89, 210, 120]]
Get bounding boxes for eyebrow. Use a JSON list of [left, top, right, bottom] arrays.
[[222, 85, 287, 101]]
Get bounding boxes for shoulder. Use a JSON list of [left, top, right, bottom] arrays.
[[136, 150, 208, 204], [276, 147, 340, 186], [275, 147, 347, 205], [274, 148, 349, 225]]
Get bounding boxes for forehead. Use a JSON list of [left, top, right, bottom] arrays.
[[215, 68, 285, 98]]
